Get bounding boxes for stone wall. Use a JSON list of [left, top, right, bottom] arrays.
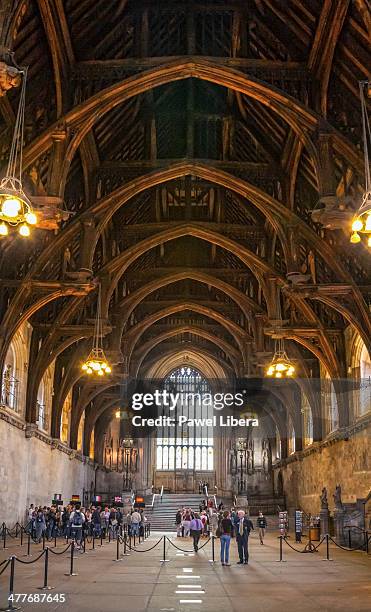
[[0, 411, 122, 524], [274, 421, 371, 516]]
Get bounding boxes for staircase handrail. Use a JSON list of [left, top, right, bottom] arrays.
[[160, 485, 164, 502], [213, 494, 217, 509], [148, 493, 159, 509]]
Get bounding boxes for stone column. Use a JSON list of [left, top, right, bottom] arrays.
[[320, 508, 330, 537]]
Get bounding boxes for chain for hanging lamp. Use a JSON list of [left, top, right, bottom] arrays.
[[265, 338, 296, 378], [0, 67, 38, 237], [350, 81, 371, 248], [81, 284, 112, 376]]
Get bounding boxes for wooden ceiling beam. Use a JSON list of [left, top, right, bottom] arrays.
[[72, 56, 308, 80], [308, 0, 350, 117]]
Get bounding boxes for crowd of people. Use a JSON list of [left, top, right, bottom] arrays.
[[26, 503, 147, 548], [175, 504, 268, 565]]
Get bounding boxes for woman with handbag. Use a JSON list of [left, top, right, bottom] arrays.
[[219, 510, 233, 566]]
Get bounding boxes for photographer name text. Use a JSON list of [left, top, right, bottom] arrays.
[[132, 415, 259, 427]]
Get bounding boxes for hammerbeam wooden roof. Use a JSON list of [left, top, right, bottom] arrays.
[[0, 0, 370, 454]]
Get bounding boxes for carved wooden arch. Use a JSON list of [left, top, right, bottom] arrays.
[[83, 396, 118, 457], [15, 161, 355, 297], [140, 346, 233, 380], [123, 301, 249, 360], [101, 223, 276, 320], [0, 285, 93, 374], [26, 295, 91, 420], [22, 58, 323, 181], [112, 269, 262, 341], [130, 325, 242, 378], [101, 224, 341, 372], [311, 294, 371, 359], [70, 382, 119, 449], [2, 0, 28, 48], [93, 161, 359, 292], [50, 340, 91, 438]]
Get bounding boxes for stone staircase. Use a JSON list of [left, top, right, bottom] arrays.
[[143, 493, 216, 532]]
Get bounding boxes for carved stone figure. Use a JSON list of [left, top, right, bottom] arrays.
[[0, 61, 21, 95], [333, 484, 343, 510], [320, 487, 328, 509]]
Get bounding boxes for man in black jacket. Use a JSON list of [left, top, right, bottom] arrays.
[[257, 511, 267, 544], [233, 510, 254, 564]]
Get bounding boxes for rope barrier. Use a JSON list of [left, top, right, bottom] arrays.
[[166, 536, 211, 553], [14, 550, 45, 564], [327, 535, 368, 552], [122, 536, 163, 553], [49, 543, 72, 555], [0, 558, 11, 577], [282, 535, 326, 553]]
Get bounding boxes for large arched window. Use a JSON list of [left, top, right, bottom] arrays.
[[302, 394, 313, 447], [156, 367, 214, 471], [1, 322, 31, 416], [2, 345, 17, 411], [360, 344, 371, 416]]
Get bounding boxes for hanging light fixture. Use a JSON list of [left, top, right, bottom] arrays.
[[265, 286, 296, 378], [81, 284, 112, 376], [0, 67, 37, 237], [265, 338, 296, 378], [350, 80, 371, 247]]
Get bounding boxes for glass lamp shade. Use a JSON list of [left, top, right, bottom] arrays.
[[81, 347, 112, 376], [265, 351, 296, 379], [350, 190, 371, 247], [0, 181, 37, 235]]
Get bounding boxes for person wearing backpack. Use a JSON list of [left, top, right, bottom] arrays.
[[190, 513, 203, 552], [69, 505, 85, 546]]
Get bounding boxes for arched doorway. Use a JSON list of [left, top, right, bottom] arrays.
[[155, 366, 214, 493]]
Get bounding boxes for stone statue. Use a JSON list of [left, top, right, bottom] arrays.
[[0, 61, 21, 96], [333, 484, 343, 510], [320, 487, 328, 509]]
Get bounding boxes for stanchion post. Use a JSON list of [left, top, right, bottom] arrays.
[[2, 556, 21, 611], [38, 548, 54, 590], [92, 534, 95, 550], [2, 525, 7, 550], [64, 542, 78, 576], [20, 527, 23, 547], [25, 533, 31, 557], [209, 535, 215, 563], [160, 535, 169, 563], [322, 534, 333, 561], [123, 533, 129, 556], [348, 529, 351, 549], [276, 536, 286, 562], [366, 532, 369, 554], [42, 533, 45, 550]]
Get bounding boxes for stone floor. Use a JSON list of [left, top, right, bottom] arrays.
[[0, 530, 371, 611]]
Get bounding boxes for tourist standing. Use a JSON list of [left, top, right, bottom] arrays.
[[175, 509, 182, 536], [131, 508, 141, 536], [34, 507, 46, 542], [219, 510, 233, 566], [234, 510, 254, 564], [257, 511, 267, 544], [182, 508, 192, 537], [69, 505, 85, 546], [190, 513, 203, 552]]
